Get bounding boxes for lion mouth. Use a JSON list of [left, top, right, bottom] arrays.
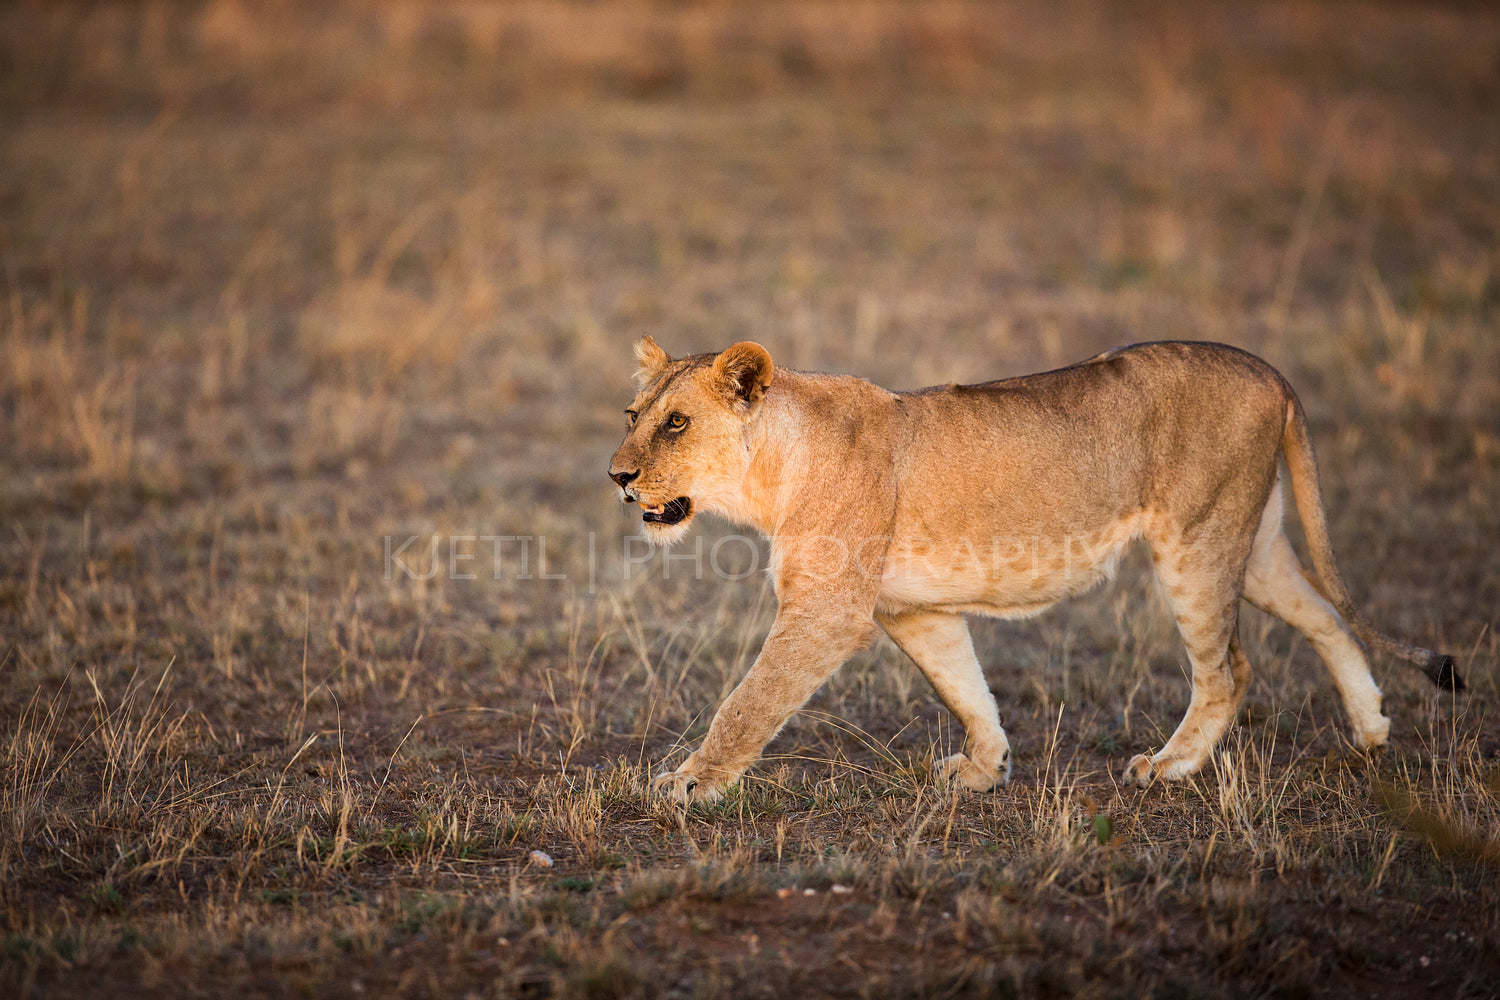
[[641, 497, 692, 525]]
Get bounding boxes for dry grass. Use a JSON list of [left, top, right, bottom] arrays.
[[2, 1, 1498, 997]]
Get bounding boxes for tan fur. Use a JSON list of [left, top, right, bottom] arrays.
[[608, 339, 1456, 802]]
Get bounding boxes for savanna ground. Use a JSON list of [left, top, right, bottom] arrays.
[[2, 2, 1499, 996]]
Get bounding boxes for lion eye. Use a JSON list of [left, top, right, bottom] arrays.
[[667, 413, 688, 431], [625, 410, 638, 428]]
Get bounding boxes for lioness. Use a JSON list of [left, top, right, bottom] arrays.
[[609, 338, 1461, 803]]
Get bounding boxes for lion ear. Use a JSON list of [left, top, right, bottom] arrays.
[[633, 335, 671, 388], [712, 341, 774, 408]]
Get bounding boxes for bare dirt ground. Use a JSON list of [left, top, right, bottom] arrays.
[[2, 2, 1497, 997]]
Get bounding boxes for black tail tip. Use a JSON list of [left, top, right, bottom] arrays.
[[1427, 654, 1466, 693]]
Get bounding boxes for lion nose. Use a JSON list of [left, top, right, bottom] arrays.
[[610, 468, 640, 490]]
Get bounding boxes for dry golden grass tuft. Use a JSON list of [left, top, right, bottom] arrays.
[[2, 1, 1498, 997]]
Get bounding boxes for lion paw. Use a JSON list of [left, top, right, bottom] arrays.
[[934, 752, 1005, 792], [650, 753, 736, 806], [1121, 753, 1155, 787], [651, 770, 721, 805], [1122, 752, 1202, 786], [1352, 714, 1391, 751]]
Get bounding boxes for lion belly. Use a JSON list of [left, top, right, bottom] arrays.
[[873, 516, 1143, 618]]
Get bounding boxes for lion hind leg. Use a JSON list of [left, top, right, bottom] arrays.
[[1125, 547, 1252, 787], [1244, 480, 1389, 749], [879, 609, 1011, 790]]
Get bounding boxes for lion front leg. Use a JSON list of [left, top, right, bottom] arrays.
[[652, 608, 875, 806], [878, 609, 1011, 791]]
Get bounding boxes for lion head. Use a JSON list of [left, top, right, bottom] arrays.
[[608, 336, 774, 545]]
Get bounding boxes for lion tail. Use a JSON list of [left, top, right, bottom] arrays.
[[1280, 394, 1464, 692]]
